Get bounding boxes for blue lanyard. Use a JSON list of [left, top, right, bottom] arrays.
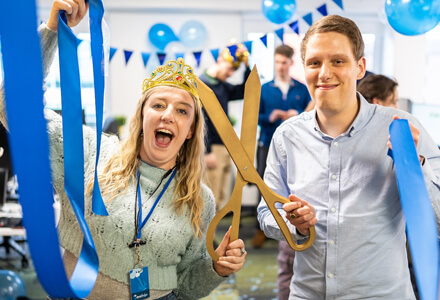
[[135, 168, 177, 242]]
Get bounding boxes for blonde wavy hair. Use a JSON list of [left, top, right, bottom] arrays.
[[86, 86, 207, 237]]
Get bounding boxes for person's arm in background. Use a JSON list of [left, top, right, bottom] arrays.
[[225, 56, 252, 101]]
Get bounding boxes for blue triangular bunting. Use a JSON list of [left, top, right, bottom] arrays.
[[157, 52, 166, 65], [193, 51, 202, 67], [317, 4, 328, 16], [243, 41, 253, 54], [175, 52, 185, 60], [332, 0, 344, 10], [123, 50, 133, 65], [141, 52, 151, 67], [109, 47, 117, 62], [275, 28, 284, 43], [289, 21, 299, 35], [260, 35, 268, 48], [227, 44, 238, 61], [210, 48, 220, 62], [302, 13, 313, 27]]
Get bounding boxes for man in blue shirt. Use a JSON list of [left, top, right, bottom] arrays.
[[257, 15, 440, 299]]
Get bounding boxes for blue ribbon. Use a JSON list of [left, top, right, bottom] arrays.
[[389, 119, 439, 300], [0, 2, 98, 298], [88, 0, 108, 216]]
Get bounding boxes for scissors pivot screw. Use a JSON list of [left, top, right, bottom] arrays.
[[244, 166, 248, 170]]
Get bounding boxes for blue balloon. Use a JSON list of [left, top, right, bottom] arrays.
[[178, 20, 207, 48], [385, 0, 440, 36], [0, 270, 26, 300], [148, 23, 178, 51], [262, 0, 296, 25]]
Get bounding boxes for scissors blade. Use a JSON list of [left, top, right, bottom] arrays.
[[240, 66, 260, 163], [197, 79, 258, 183]]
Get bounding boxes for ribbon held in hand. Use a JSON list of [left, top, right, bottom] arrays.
[[389, 119, 439, 300]]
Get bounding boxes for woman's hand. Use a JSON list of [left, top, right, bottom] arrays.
[[213, 227, 246, 277], [47, 0, 89, 32]]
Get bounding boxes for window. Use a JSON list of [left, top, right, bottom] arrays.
[[45, 33, 97, 127], [424, 26, 440, 104]]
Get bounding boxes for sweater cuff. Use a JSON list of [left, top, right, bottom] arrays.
[[38, 23, 58, 81]]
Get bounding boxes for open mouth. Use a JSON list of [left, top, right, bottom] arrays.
[[155, 128, 174, 146]]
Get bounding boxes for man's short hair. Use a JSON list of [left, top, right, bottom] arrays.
[[300, 15, 365, 63], [275, 45, 294, 59], [357, 74, 398, 104]]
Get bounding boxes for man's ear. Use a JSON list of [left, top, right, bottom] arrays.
[[357, 57, 366, 80], [372, 97, 380, 105]]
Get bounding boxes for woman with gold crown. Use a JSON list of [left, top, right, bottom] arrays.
[[0, 1, 246, 299]]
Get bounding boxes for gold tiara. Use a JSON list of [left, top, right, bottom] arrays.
[[142, 58, 199, 100], [222, 44, 249, 69]]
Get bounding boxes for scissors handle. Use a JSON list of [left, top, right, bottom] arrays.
[[206, 178, 245, 261], [256, 178, 316, 251]]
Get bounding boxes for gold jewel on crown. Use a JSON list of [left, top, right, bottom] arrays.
[[142, 58, 199, 100]]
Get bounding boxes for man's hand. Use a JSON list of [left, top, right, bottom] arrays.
[[47, 0, 89, 32], [283, 109, 299, 120], [387, 115, 420, 150], [269, 109, 287, 123], [284, 195, 317, 236]]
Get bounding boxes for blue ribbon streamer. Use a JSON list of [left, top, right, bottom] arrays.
[[0, 2, 98, 298], [89, 0, 108, 216], [389, 119, 439, 300]]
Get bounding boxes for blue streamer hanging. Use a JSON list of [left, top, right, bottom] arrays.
[[89, 0, 109, 216], [389, 119, 439, 300], [0, 2, 99, 298]]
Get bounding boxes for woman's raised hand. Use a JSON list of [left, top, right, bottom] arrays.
[[47, 0, 89, 31]]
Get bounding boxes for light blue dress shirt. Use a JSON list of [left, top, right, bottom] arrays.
[[257, 94, 440, 300]]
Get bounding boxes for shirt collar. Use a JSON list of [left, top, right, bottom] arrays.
[[271, 78, 295, 88], [313, 92, 374, 139]]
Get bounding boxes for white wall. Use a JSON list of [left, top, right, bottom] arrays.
[[35, 0, 437, 120]]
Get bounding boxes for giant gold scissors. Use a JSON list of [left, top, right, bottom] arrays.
[[197, 67, 316, 261]]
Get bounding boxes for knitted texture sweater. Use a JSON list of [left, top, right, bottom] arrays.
[[1, 25, 226, 299]]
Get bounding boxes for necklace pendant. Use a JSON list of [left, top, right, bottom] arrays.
[[128, 239, 146, 248]]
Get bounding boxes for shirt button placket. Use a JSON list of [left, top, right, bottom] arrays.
[[326, 139, 340, 297]]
